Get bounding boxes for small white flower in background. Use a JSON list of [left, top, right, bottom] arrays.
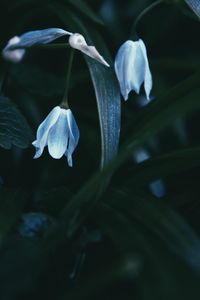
[[32, 106, 80, 167], [114, 39, 152, 101], [2, 36, 25, 63], [134, 148, 165, 198], [69, 33, 110, 67]]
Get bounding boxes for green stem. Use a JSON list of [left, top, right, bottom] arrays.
[[131, 0, 165, 38], [61, 49, 75, 108]]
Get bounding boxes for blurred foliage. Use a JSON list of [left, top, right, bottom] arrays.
[[0, 0, 200, 299]]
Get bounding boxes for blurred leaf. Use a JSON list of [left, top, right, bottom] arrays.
[[10, 63, 65, 97], [34, 187, 72, 216], [93, 203, 200, 300], [62, 254, 140, 300], [0, 189, 26, 246], [125, 146, 200, 187], [0, 96, 33, 149], [108, 189, 200, 272], [0, 237, 45, 299], [184, 0, 200, 18], [66, 0, 104, 25]]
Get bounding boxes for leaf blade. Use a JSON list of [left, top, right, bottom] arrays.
[[184, 0, 200, 18], [0, 96, 33, 149]]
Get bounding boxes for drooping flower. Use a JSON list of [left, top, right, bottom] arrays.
[[2, 28, 109, 67], [114, 39, 152, 101], [69, 33, 110, 67], [2, 28, 71, 63], [32, 106, 80, 167]]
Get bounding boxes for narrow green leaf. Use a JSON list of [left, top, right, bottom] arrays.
[[67, 0, 104, 25], [0, 96, 33, 149], [93, 203, 200, 300], [184, 0, 200, 18], [62, 255, 140, 300], [108, 190, 200, 271], [125, 146, 200, 187]]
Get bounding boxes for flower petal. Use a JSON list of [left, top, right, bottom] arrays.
[[69, 33, 110, 67], [149, 179, 165, 198], [65, 109, 80, 167], [17, 28, 72, 47], [128, 40, 146, 95], [138, 39, 153, 100], [2, 37, 25, 63], [32, 106, 61, 158], [2, 28, 72, 63], [47, 109, 69, 159]]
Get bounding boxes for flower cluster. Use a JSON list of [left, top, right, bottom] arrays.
[[2, 27, 153, 167]]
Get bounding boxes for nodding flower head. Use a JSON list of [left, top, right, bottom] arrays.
[[114, 39, 152, 101], [69, 33, 110, 67], [2, 36, 25, 63], [2, 28, 72, 63], [32, 106, 80, 167], [2, 28, 110, 67]]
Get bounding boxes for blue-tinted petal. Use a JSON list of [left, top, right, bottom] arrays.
[[149, 179, 166, 198], [115, 40, 134, 100], [133, 147, 150, 163], [115, 40, 146, 100], [115, 39, 153, 101], [47, 109, 69, 159], [128, 40, 146, 96], [18, 28, 72, 47], [2, 28, 72, 63], [32, 106, 61, 158], [65, 109, 80, 167], [138, 39, 153, 100]]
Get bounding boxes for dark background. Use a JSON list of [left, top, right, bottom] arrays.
[[0, 1, 200, 299]]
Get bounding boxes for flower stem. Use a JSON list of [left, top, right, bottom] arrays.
[[61, 49, 75, 109], [131, 0, 165, 38]]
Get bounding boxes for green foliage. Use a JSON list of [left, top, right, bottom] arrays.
[[0, 1, 200, 300], [0, 96, 33, 149]]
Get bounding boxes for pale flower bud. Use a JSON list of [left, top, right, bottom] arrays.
[[2, 36, 25, 63], [69, 33, 110, 67]]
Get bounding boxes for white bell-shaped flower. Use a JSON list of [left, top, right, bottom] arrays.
[[114, 39, 152, 101], [32, 106, 80, 167]]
